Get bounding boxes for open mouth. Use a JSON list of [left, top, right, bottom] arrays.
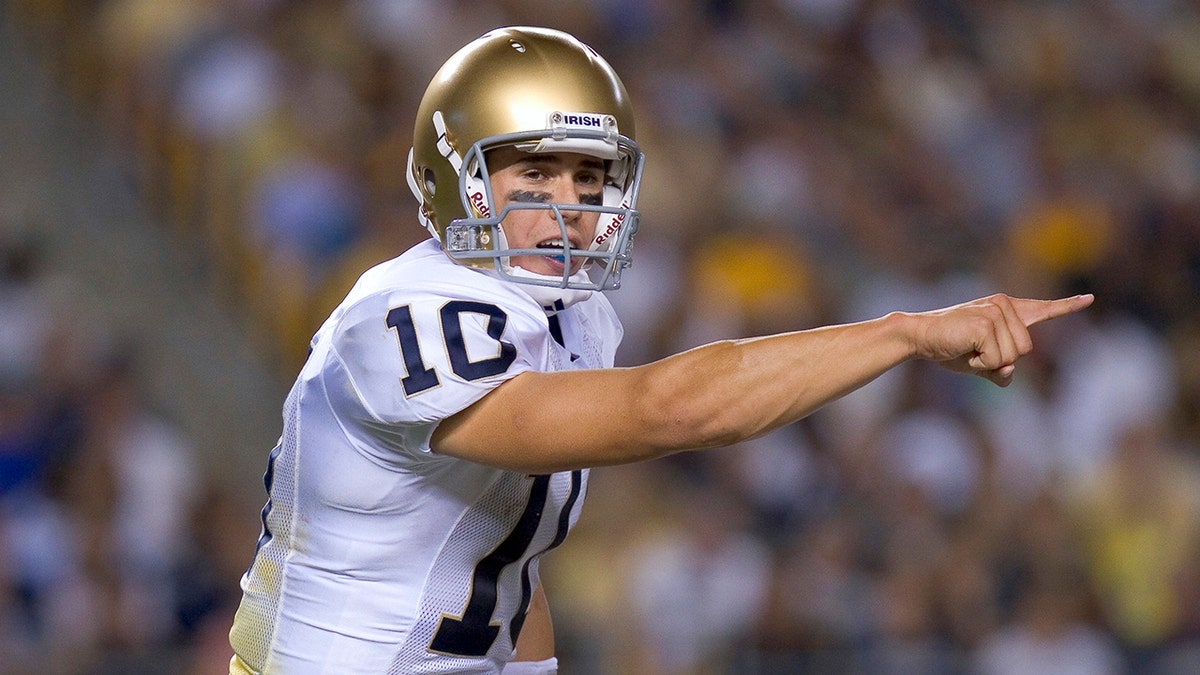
[[536, 238, 578, 264]]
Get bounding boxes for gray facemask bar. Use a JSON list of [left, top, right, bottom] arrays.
[[443, 128, 645, 291]]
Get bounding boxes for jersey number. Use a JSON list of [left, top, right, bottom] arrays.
[[428, 471, 583, 658], [386, 301, 516, 395]]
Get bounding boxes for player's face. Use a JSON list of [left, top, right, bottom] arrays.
[[488, 148, 605, 277]]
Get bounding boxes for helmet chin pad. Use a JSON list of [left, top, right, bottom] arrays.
[[503, 265, 596, 309]]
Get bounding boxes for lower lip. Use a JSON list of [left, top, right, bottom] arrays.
[[539, 251, 584, 274]]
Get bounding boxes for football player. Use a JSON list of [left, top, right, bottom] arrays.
[[228, 26, 1092, 675]]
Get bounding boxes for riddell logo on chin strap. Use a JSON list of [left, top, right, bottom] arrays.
[[468, 189, 490, 217], [594, 197, 631, 246]]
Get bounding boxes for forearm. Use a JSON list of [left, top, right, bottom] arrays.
[[635, 311, 915, 451]]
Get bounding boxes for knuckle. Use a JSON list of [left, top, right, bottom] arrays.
[[985, 294, 1014, 315]]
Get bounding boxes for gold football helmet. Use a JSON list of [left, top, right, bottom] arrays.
[[406, 26, 644, 292]]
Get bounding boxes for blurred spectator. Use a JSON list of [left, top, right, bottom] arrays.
[[1070, 415, 1200, 670], [973, 569, 1125, 675], [869, 363, 989, 517], [623, 483, 771, 674], [37, 348, 200, 670], [867, 562, 962, 674], [748, 509, 879, 673], [1052, 309, 1177, 485], [0, 226, 72, 499]]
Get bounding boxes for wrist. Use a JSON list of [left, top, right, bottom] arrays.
[[881, 311, 921, 361]]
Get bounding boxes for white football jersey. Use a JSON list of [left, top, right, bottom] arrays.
[[229, 239, 622, 674]]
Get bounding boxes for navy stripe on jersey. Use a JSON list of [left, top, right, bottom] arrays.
[[509, 470, 584, 643], [428, 475, 551, 657]]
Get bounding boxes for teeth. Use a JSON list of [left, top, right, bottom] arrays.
[[538, 239, 568, 249]]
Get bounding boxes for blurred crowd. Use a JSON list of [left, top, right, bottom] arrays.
[[4, 0, 1200, 673]]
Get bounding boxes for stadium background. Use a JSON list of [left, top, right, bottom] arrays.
[[1, 1, 1199, 673]]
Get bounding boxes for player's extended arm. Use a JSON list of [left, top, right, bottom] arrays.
[[432, 293, 1093, 474]]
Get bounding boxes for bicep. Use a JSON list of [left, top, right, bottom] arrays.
[[430, 338, 763, 472], [431, 366, 669, 473]]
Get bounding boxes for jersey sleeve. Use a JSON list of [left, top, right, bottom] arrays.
[[321, 285, 553, 457]]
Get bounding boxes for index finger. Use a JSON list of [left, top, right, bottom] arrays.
[[1014, 294, 1095, 328]]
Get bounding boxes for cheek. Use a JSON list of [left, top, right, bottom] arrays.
[[581, 211, 601, 240], [499, 210, 538, 247]]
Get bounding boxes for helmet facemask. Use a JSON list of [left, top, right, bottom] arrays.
[[440, 123, 644, 292]]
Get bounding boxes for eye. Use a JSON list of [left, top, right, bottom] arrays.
[[520, 168, 549, 181]]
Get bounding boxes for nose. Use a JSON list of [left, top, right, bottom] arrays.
[[548, 180, 583, 223]]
